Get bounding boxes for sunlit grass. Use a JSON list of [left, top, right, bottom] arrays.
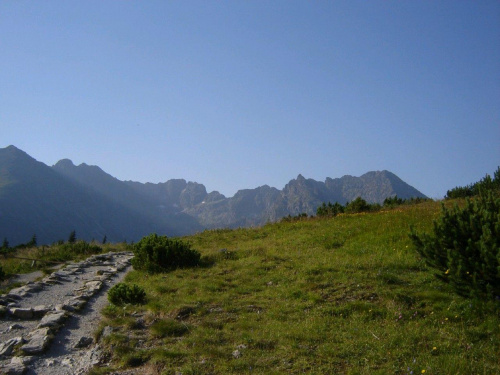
[[97, 200, 499, 374]]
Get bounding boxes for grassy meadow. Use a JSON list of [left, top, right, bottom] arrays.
[[95, 200, 499, 374]]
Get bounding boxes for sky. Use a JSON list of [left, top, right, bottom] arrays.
[[1, 1, 499, 198]]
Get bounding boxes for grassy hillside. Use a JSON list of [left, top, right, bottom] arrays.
[[97, 200, 499, 374]]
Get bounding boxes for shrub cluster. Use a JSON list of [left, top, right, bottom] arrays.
[[317, 197, 383, 217], [108, 283, 146, 306], [345, 197, 380, 213], [316, 202, 344, 217], [317, 195, 431, 218], [280, 213, 309, 222], [131, 233, 201, 273], [446, 166, 499, 199], [410, 192, 500, 303]]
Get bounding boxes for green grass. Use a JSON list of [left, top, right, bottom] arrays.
[[96, 200, 499, 374]]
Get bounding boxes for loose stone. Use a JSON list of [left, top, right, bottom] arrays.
[[9, 307, 34, 320], [21, 328, 52, 354], [0, 337, 24, 356], [37, 311, 67, 329], [74, 336, 93, 349]]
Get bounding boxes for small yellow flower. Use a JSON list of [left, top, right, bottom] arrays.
[[422, 370, 426, 374], [445, 317, 448, 321], [445, 269, 450, 275], [433, 346, 437, 350]]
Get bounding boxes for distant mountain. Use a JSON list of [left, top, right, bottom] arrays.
[[52, 159, 201, 235], [0, 146, 200, 246], [178, 171, 427, 228], [0, 146, 427, 245]]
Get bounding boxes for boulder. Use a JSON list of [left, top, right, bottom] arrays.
[[21, 328, 52, 354]]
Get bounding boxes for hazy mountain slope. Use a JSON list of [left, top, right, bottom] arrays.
[[0, 146, 192, 246], [52, 160, 202, 235]]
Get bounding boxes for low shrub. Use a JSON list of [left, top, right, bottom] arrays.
[[108, 283, 147, 306], [316, 202, 344, 217], [0, 265, 5, 281], [410, 192, 500, 303], [345, 197, 380, 214], [132, 234, 201, 273]]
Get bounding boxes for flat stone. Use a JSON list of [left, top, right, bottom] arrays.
[[74, 336, 93, 349], [101, 326, 114, 339], [8, 324, 24, 331], [25, 283, 42, 293], [84, 280, 103, 294], [38, 311, 66, 329], [9, 307, 33, 319], [7, 286, 27, 298], [21, 328, 52, 354], [62, 296, 86, 311], [61, 357, 75, 367], [0, 357, 26, 374], [0, 337, 24, 356], [33, 305, 50, 317]]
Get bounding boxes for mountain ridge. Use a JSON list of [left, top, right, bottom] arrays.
[[0, 146, 427, 245]]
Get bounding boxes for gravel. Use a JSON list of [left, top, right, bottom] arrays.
[[0, 252, 133, 375]]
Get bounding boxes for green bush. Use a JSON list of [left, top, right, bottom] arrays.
[[108, 283, 146, 306], [345, 197, 380, 213], [316, 202, 344, 217], [132, 234, 201, 273], [0, 265, 5, 281], [446, 166, 499, 199], [410, 192, 500, 302]]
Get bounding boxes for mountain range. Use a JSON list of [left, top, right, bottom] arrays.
[[0, 145, 427, 246]]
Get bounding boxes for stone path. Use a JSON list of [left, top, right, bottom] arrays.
[[0, 252, 133, 374]]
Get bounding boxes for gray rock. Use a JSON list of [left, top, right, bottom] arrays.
[[9, 307, 33, 319], [0, 357, 26, 374], [7, 287, 29, 298], [7, 324, 24, 331], [0, 337, 24, 356], [25, 283, 42, 293], [84, 280, 102, 293], [62, 296, 87, 311], [74, 336, 93, 349], [38, 311, 67, 329], [101, 326, 114, 339], [21, 327, 52, 354], [33, 305, 50, 317]]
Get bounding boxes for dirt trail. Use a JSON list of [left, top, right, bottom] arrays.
[[0, 252, 133, 375]]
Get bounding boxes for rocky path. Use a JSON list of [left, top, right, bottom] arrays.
[[0, 252, 133, 375]]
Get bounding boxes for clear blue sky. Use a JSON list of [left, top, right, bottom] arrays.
[[1, 1, 499, 198]]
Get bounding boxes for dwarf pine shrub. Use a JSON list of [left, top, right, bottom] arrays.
[[317, 202, 345, 217], [410, 191, 500, 303], [132, 233, 201, 273], [108, 283, 146, 306]]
